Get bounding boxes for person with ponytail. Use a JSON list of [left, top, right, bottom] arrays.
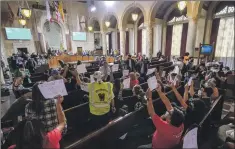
[[8, 94, 66, 149]]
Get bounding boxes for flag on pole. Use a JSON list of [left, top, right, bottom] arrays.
[[45, 0, 51, 21], [58, 1, 64, 22], [53, 1, 60, 21]]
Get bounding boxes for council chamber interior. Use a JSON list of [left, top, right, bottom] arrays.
[[0, 1, 234, 149]]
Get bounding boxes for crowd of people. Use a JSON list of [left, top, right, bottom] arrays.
[[1, 51, 234, 149]]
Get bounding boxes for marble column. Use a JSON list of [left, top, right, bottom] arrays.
[[186, 18, 197, 56], [101, 31, 107, 55], [119, 29, 126, 56], [161, 21, 167, 55], [146, 24, 153, 58], [204, 19, 213, 44]]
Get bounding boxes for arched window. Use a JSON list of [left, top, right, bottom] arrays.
[[215, 6, 235, 17], [43, 21, 62, 50], [167, 15, 188, 57], [214, 5, 234, 69]]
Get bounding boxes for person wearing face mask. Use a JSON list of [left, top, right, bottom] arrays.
[[70, 71, 116, 130], [170, 80, 208, 130], [14, 64, 31, 85]]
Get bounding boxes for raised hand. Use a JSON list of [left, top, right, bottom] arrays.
[[57, 95, 64, 104]]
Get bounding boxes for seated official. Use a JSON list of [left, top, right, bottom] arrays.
[[8, 96, 66, 149], [138, 85, 184, 149]]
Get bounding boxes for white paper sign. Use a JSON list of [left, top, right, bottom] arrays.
[[112, 64, 119, 72], [80, 83, 88, 92], [90, 75, 95, 83], [77, 64, 87, 74], [183, 127, 198, 149], [173, 66, 180, 74], [123, 78, 130, 89], [161, 71, 166, 77], [123, 70, 129, 77], [147, 76, 158, 91], [146, 68, 156, 75], [38, 79, 68, 99], [188, 77, 193, 86]]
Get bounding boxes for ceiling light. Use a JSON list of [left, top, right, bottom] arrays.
[[132, 13, 138, 21], [90, 5, 96, 12], [19, 18, 26, 26], [178, 1, 187, 11], [105, 21, 110, 28], [88, 26, 93, 31], [104, 1, 114, 7], [21, 8, 31, 18]]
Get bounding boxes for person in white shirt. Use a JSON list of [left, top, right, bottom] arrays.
[[99, 61, 111, 81]]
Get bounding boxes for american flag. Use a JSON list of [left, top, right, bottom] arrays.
[[52, 1, 60, 21]]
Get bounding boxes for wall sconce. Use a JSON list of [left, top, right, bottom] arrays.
[[105, 21, 110, 28], [19, 18, 27, 26], [21, 8, 31, 18]]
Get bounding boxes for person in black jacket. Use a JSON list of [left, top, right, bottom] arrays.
[[125, 54, 136, 72]]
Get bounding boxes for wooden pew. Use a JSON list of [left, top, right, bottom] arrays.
[[149, 62, 173, 69], [62, 88, 180, 149]]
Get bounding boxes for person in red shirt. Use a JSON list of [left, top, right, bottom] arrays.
[[8, 96, 66, 149], [129, 72, 139, 89], [138, 84, 184, 149]]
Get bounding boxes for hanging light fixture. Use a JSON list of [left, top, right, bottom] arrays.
[[132, 13, 138, 21], [132, 1, 138, 21], [21, 8, 31, 18], [105, 21, 110, 28], [177, 1, 187, 11], [88, 26, 93, 31], [19, 18, 27, 26]]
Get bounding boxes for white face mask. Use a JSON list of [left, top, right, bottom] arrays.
[[198, 90, 202, 96]]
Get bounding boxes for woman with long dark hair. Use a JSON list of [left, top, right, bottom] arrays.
[[25, 83, 64, 133], [8, 94, 66, 149]]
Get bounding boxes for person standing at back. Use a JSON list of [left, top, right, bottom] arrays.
[[125, 54, 136, 72], [70, 70, 116, 129]]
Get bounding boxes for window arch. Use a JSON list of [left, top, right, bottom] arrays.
[[43, 21, 63, 50], [168, 15, 188, 24], [215, 6, 235, 18], [214, 5, 234, 70], [167, 15, 188, 57]]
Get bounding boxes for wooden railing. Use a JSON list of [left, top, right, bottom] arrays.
[[48, 54, 115, 68]]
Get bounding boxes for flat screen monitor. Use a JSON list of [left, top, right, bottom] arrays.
[[5, 27, 32, 40], [72, 32, 86, 41], [201, 45, 213, 55]]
